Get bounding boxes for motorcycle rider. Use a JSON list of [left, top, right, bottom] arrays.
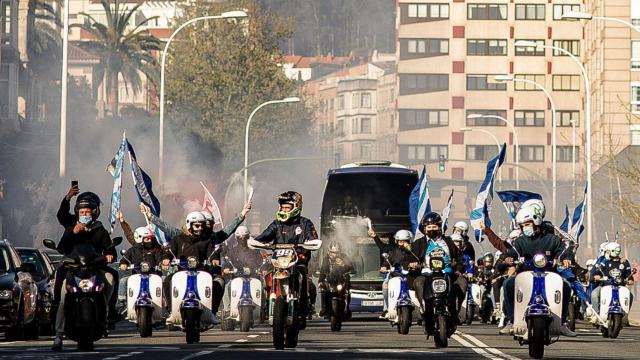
[[452, 221, 475, 261], [590, 242, 634, 322], [220, 226, 263, 318], [255, 191, 319, 319], [318, 241, 354, 318], [501, 206, 576, 337], [52, 192, 116, 351], [451, 233, 474, 320], [119, 226, 163, 271], [412, 212, 465, 335]]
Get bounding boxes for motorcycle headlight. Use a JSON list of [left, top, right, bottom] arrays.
[[187, 257, 198, 270], [140, 262, 151, 273], [533, 254, 547, 268], [0, 290, 12, 300], [336, 284, 343, 291], [78, 279, 94, 293], [432, 279, 447, 294], [274, 256, 293, 269]]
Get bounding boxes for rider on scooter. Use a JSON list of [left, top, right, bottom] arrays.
[[451, 233, 474, 320], [590, 242, 634, 322], [52, 193, 116, 351], [501, 206, 576, 337], [255, 191, 319, 319], [318, 242, 354, 318], [119, 226, 163, 271], [452, 221, 475, 262]]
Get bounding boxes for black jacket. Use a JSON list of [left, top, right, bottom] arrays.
[[255, 216, 318, 245], [57, 197, 76, 228], [412, 236, 465, 273], [57, 222, 116, 258], [319, 253, 355, 283], [164, 234, 215, 262], [505, 231, 572, 266], [120, 244, 163, 269]]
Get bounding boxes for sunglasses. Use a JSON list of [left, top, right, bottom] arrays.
[[192, 223, 204, 229]]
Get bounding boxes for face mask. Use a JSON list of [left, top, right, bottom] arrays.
[[523, 226, 535, 237], [143, 241, 153, 249], [425, 230, 441, 239], [79, 215, 93, 225]]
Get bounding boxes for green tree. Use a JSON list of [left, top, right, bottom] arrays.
[[165, 0, 316, 177], [73, 0, 162, 116]]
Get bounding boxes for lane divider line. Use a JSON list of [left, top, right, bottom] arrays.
[[247, 335, 260, 338], [218, 344, 233, 348], [459, 332, 521, 360], [452, 334, 503, 360], [235, 339, 248, 343], [178, 350, 213, 360]]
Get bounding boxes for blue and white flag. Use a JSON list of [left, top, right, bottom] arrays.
[[441, 189, 455, 233], [409, 165, 431, 240], [560, 205, 571, 233], [569, 184, 587, 242], [470, 143, 507, 242], [108, 132, 126, 234], [496, 190, 543, 227], [126, 139, 167, 245]]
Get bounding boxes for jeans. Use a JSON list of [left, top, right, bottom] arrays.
[[222, 281, 233, 313], [503, 275, 571, 323], [55, 271, 114, 335], [382, 277, 389, 312]]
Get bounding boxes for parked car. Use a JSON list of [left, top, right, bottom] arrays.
[[16, 247, 55, 335], [0, 239, 39, 339]]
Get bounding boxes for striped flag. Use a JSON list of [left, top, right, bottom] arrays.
[[200, 181, 224, 231], [441, 189, 455, 233], [107, 132, 127, 234], [470, 143, 507, 242], [569, 184, 587, 242], [496, 190, 543, 229], [409, 165, 431, 240], [560, 204, 571, 233]]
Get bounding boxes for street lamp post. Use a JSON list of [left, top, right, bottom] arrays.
[[243, 97, 301, 201], [59, 0, 70, 177], [562, 11, 640, 32], [158, 11, 248, 183], [494, 74, 558, 221], [460, 127, 503, 184], [467, 113, 520, 189], [514, 39, 593, 249]]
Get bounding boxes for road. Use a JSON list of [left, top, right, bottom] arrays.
[[0, 315, 638, 359]]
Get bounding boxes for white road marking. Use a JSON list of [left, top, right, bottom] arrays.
[[247, 334, 260, 338], [235, 339, 248, 343], [459, 333, 521, 360], [452, 334, 502, 360], [178, 351, 213, 360], [218, 344, 233, 348]]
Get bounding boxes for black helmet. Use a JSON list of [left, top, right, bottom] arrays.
[[74, 192, 101, 217], [421, 212, 442, 228]]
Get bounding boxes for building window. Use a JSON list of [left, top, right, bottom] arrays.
[[360, 117, 371, 134], [351, 118, 358, 134], [407, 3, 449, 19], [515, 39, 545, 56], [557, 111, 579, 127], [632, 41, 640, 70], [352, 93, 359, 108], [553, 4, 580, 20], [337, 95, 344, 110], [406, 38, 449, 55], [515, 110, 545, 126], [399, 109, 449, 130], [558, 146, 579, 162], [467, 39, 507, 56], [552, 75, 580, 91], [336, 120, 344, 135], [631, 125, 640, 145], [514, 74, 545, 90], [519, 146, 545, 162], [631, 82, 640, 114], [467, 75, 507, 90], [467, 4, 507, 20], [466, 145, 499, 161], [360, 143, 372, 159], [405, 145, 448, 162], [389, 114, 395, 128], [466, 110, 507, 126], [633, 0, 640, 26], [515, 4, 545, 20], [361, 93, 371, 108], [1, 1, 11, 44], [399, 74, 449, 95], [553, 40, 580, 56]]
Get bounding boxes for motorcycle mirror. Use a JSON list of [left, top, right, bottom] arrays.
[[382, 253, 389, 259], [42, 239, 57, 250], [111, 237, 123, 247], [120, 249, 127, 256], [224, 256, 230, 261]]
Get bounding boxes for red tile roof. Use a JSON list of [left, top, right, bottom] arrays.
[[68, 44, 100, 61]]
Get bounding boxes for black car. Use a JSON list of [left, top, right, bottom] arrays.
[[16, 247, 55, 335], [0, 240, 39, 339]]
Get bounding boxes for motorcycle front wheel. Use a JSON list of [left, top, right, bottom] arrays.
[[272, 298, 287, 350], [183, 310, 200, 344], [138, 307, 153, 338], [567, 302, 576, 332], [609, 313, 623, 338], [240, 306, 252, 332], [398, 307, 411, 335], [528, 317, 546, 359], [330, 299, 342, 332], [434, 315, 448, 348]]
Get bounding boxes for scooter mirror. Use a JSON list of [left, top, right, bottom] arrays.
[[42, 239, 57, 250], [111, 237, 123, 247], [224, 256, 230, 261], [120, 249, 127, 256], [382, 253, 389, 259]]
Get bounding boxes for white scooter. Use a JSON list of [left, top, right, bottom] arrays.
[[597, 267, 635, 338], [124, 262, 164, 337], [383, 255, 420, 334], [220, 256, 262, 332], [167, 257, 214, 344]]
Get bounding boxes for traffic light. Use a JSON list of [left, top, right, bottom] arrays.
[[438, 155, 446, 173]]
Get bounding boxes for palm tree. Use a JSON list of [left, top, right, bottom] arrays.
[[73, 0, 162, 116]]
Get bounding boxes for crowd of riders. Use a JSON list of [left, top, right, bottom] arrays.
[[48, 180, 635, 351]]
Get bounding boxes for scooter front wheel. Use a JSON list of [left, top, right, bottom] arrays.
[[398, 307, 411, 335], [434, 315, 448, 348], [240, 307, 252, 332], [138, 307, 153, 338], [184, 310, 200, 344], [609, 314, 623, 338], [528, 317, 546, 359]]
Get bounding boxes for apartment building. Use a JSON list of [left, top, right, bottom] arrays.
[[396, 1, 585, 218], [0, 0, 20, 133]]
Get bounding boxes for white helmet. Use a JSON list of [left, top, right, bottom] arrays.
[[495, 250, 503, 259], [394, 230, 412, 242], [134, 226, 154, 244], [508, 229, 522, 240], [185, 211, 206, 228], [516, 206, 542, 226], [451, 233, 464, 244], [201, 211, 213, 222], [522, 199, 546, 219], [599, 241, 610, 257], [607, 242, 622, 258], [453, 221, 469, 233], [585, 259, 595, 267], [234, 225, 250, 239]]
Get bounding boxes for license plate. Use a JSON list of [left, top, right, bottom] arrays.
[[361, 300, 383, 306]]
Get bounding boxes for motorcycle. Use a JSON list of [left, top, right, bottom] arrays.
[[382, 253, 419, 335], [247, 238, 322, 350], [120, 251, 164, 338], [596, 266, 636, 338], [323, 269, 352, 332], [167, 257, 214, 344], [460, 260, 481, 325], [220, 256, 262, 332], [512, 254, 564, 359], [422, 248, 456, 348], [43, 237, 122, 351]]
